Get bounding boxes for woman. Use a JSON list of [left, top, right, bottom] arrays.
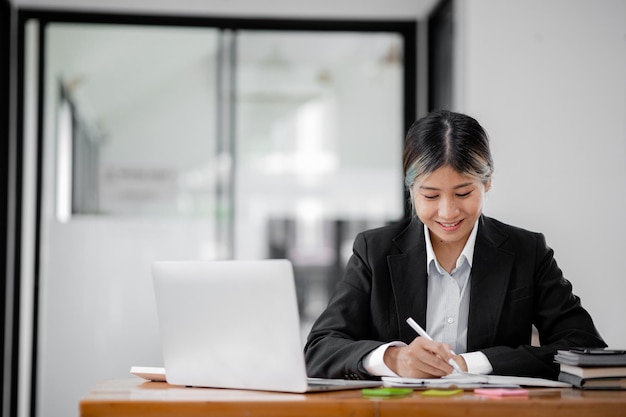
[[304, 110, 605, 380]]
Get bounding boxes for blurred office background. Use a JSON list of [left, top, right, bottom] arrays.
[[2, 1, 625, 417]]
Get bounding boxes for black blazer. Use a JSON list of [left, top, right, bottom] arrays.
[[304, 215, 606, 380]]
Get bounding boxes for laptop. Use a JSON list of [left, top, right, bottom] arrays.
[[151, 259, 381, 393]]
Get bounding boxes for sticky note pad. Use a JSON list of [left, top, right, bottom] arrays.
[[361, 388, 413, 398], [420, 389, 462, 397], [474, 388, 529, 397]]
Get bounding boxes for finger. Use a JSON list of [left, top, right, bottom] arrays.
[[451, 354, 468, 372], [415, 357, 451, 378], [411, 338, 456, 365], [433, 343, 456, 362], [409, 336, 440, 352]]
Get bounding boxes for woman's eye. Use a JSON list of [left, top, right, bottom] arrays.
[[423, 195, 438, 200], [456, 191, 472, 198]]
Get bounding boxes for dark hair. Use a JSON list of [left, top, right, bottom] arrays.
[[403, 110, 494, 190]]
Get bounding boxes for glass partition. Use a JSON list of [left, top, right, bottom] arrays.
[[47, 24, 223, 217], [235, 30, 405, 332], [35, 17, 411, 417]]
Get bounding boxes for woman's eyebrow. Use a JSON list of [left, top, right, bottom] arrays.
[[419, 182, 475, 191]]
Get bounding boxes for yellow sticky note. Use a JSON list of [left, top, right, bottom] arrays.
[[420, 389, 462, 397]]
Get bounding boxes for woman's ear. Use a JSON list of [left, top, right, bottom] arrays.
[[485, 179, 492, 193]]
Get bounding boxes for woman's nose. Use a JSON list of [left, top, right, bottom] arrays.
[[439, 197, 459, 219]]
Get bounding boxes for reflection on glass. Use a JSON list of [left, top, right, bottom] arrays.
[[55, 91, 72, 222], [235, 31, 405, 334], [47, 23, 222, 219]]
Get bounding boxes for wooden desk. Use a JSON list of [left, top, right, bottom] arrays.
[[80, 378, 626, 417]]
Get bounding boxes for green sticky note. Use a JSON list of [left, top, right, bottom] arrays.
[[362, 388, 413, 398], [420, 389, 462, 397]]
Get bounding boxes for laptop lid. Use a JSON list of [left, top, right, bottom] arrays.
[[152, 259, 310, 393]]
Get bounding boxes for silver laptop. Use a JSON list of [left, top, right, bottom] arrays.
[[151, 259, 381, 393]]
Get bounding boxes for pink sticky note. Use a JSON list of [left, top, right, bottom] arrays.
[[474, 388, 529, 397]]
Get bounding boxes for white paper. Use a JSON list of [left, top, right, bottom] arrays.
[[382, 373, 571, 388]]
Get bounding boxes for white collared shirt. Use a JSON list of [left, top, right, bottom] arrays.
[[363, 220, 493, 377], [424, 221, 474, 354]]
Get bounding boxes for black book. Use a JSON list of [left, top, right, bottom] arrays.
[[558, 372, 626, 390], [555, 349, 626, 367]]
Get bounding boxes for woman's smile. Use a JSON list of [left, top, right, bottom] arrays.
[[436, 219, 464, 232]]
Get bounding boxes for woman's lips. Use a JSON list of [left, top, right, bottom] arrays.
[[437, 219, 463, 232]]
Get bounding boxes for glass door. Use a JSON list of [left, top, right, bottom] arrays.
[[24, 14, 413, 417]]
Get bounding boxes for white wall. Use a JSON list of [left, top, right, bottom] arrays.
[[455, 0, 626, 347]]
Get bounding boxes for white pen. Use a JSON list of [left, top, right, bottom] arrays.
[[406, 317, 464, 374]]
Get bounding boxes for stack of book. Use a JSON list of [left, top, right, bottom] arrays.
[[555, 348, 626, 390]]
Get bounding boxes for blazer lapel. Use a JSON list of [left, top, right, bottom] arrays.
[[467, 216, 515, 351], [388, 219, 429, 344]]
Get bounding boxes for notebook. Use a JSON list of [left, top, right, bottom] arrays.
[[151, 259, 381, 393]]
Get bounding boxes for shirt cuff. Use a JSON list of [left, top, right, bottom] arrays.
[[362, 341, 407, 377], [460, 351, 493, 374]]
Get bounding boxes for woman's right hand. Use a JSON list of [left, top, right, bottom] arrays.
[[383, 337, 458, 378]]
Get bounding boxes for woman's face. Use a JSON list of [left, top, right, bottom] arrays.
[[411, 165, 490, 251]]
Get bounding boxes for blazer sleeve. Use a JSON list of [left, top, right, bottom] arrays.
[[480, 231, 606, 379], [304, 232, 390, 380]]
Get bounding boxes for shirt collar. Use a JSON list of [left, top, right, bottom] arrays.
[[425, 219, 479, 273]]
